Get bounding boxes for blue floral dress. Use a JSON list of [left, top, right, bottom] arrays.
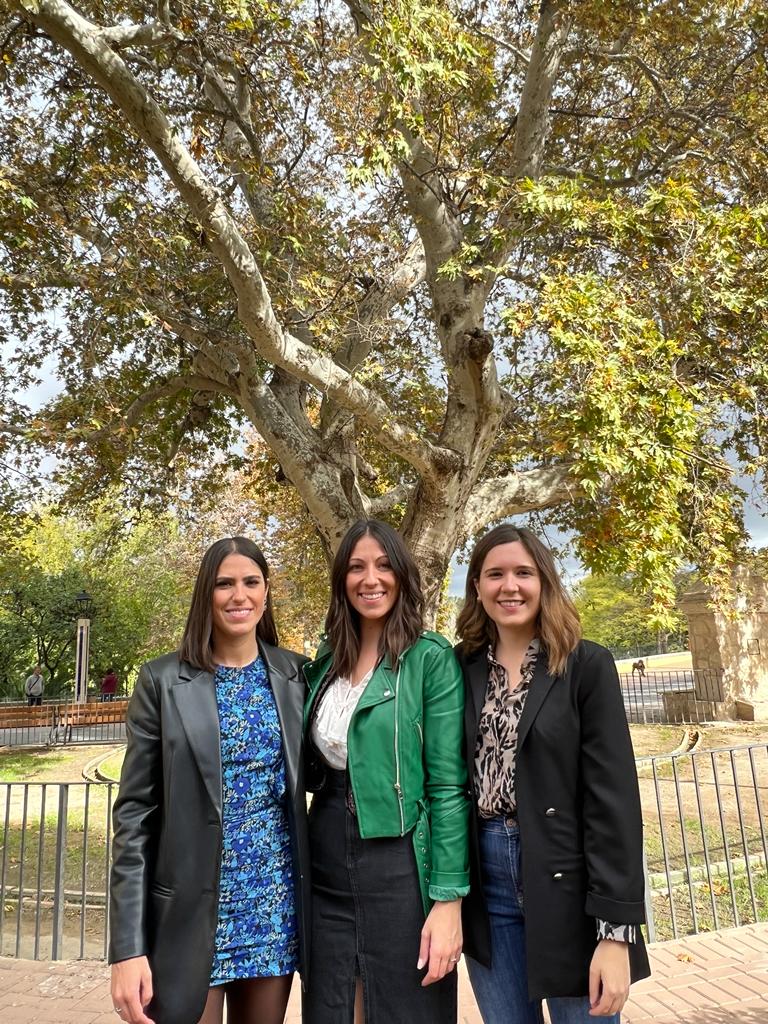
[[210, 657, 299, 984]]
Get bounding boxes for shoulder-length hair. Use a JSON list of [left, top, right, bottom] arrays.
[[326, 519, 423, 680], [179, 536, 278, 671], [456, 525, 581, 677]]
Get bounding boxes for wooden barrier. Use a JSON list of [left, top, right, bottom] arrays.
[[0, 699, 129, 731]]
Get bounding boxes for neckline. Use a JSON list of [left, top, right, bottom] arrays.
[[216, 656, 262, 672]]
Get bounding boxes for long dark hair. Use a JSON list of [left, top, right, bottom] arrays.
[[179, 537, 279, 671], [456, 524, 581, 676], [326, 520, 423, 679]]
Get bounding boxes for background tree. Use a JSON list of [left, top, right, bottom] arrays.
[[572, 572, 689, 659], [0, 503, 192, 697], [1, 0, 766, 622]]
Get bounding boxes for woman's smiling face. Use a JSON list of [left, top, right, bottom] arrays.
[[345, 534, 400, 623], [211, 553, 268, 644], [475, 541, 542, 636]]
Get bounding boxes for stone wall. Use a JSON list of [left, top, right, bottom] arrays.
[[678, 570, 768, 721]]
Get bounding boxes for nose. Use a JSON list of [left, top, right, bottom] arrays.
[[500, 574, 519, 593], [362, 562, 378, 586], [231, 582, 248, 603]]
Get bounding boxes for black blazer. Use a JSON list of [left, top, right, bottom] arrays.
[[457, 639, 651, 1001], [109, 644, 310, 1024]]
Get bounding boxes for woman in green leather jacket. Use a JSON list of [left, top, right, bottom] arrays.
[[303, 519, 469, 1024]]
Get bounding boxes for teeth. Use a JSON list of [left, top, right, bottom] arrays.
[[360, 592, 385, 600]]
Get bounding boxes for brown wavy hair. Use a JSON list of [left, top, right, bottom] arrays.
[[456, 525, 581, 676], [325, 520, 423, 680], [179, 537, 278, 671]]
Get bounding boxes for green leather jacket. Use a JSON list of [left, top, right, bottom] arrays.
[[304, 631, 470, 915]]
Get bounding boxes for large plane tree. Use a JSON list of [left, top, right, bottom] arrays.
[[1, 0, 766, 617]]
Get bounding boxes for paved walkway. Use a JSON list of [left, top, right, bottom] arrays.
[[1, 924, 766, 1023]]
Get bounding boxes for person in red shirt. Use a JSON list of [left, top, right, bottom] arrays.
[[100, 668, 118, 702]]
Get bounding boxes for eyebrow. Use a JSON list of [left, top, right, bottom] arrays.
[[215, 573, 263, 582], [482, 563, 537, 573]]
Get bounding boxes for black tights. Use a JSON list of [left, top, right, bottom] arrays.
[[197, 975, 293, 1024]]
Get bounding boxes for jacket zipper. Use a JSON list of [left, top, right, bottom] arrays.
[[393, 662, 405, 835]]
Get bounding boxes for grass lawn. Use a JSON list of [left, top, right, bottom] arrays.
[[97, 750, 125, 782], [0, 745, 118, 783]]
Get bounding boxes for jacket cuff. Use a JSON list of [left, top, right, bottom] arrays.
[[596, 919, 638, 943], [429, 884, 469, 901], [585, 890, 646, 924]]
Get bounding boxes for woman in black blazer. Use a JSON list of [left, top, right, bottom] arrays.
[[109, 537, 309, 1024], [455, 525, 650, 1024]]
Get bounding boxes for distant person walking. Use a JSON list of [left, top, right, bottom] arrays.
[[24, 665, 44, 706], [100, 668, 118, 702]]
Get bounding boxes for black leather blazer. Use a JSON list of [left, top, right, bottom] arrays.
[[457, 639, 651, 1000], [108, 643, 309, 1024]]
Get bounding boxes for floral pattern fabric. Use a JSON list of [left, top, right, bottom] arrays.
[[210, 657, 299, 984]]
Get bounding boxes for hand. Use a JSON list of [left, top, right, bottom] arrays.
[[588, 939, 630, 1017], [111, 956, 155, 1024], [417, 899, 462, 987]]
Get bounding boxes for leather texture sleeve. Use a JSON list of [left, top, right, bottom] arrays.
[[108, 662, 163, 963], [423, 642, 470, 899], [578, 643, 646, 924]]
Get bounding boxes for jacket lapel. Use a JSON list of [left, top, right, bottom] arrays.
[[462, 646, 489, 743], [260, 641, 303, 800], [171, 662, 222, 821], [356, 659, 397, 711], [517, 654, 558, 752]]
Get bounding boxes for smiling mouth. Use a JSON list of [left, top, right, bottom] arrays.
[[359, 592, 386, 601], [498, 600, 524, 608], [225, 608, 252, 618]]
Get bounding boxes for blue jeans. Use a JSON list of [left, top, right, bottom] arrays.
[[466, 817, 620, 1024]]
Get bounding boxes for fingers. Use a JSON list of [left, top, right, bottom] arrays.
[[588, 962, 601, 1010], [121, 993, 155, 1024], [416, 927, 431, 971], [420, 946, 463, 987], [111, 958, 155, 1024], [588, 974, 630, 1017]]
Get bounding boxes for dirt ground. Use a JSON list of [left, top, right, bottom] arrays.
[[630, 722, 768, 758]]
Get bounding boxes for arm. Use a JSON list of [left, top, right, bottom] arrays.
[[419, 642, 470, 985], [109, 663, 163, 1022], [578, 644, 645, 1015]]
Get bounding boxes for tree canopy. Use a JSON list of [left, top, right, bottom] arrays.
[[1, 0, 766, 619]]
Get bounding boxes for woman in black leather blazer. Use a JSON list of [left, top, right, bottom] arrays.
[[109, 537, 309, 1024], [456, 525, 650, 1024]]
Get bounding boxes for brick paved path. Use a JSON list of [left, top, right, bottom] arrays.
[[1, 924, 766, 1023]]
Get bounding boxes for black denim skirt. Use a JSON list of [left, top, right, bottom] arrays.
[[304, 767, 457, 1024]]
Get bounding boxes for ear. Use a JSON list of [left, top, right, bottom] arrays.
[[473, 578, 479, 596]]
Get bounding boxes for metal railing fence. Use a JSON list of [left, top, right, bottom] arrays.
[[639, 742, 768, 942], [0, 781, 115, 959], [619, 669, 724, 725], [0, 700, 127, 748], [1, 742, 767, 959]]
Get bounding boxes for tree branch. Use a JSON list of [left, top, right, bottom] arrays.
[[463, 464, 584, 533], [365, 483, 414, 517], [88, 374, 233, 440], [508, 0, 571, 181], [14, 0, 457, 484], [0, 422, 29, 437]]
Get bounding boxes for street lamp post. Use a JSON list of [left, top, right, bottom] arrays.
[[74, 590, 93, 704]]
